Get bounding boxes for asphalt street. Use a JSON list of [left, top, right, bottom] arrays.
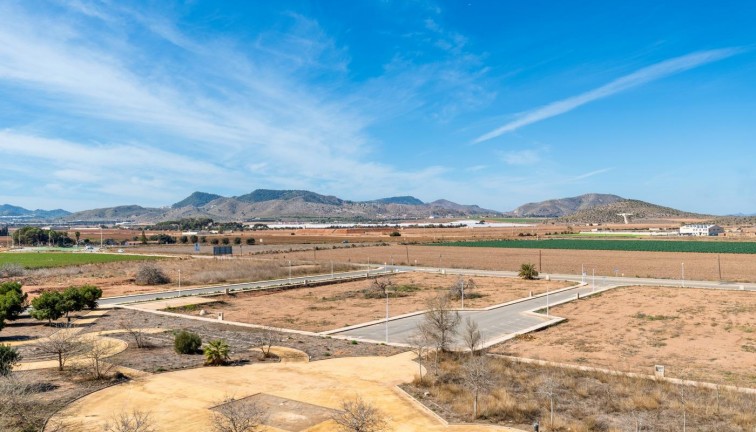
[[332, 266, 755, 347]]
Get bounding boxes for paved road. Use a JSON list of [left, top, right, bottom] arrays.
[[99, 268, 390, 306], [333, 266, 755, 347]]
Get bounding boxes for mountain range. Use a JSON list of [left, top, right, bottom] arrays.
[[55, 189, 501, 222], [0, 191, 732, 224]]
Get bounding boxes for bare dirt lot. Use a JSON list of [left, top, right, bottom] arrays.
[[492, 286, 756, 386], [287, 244, 756, 282], [168, 272, 571, 332], [11, 257, 355, 298]]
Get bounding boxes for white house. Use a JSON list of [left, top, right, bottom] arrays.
[[679, 224, 724, 236]]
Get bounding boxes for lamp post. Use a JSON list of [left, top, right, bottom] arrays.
[[385, 286, 390, 343], [592, 269, 595, 292], [288, 260, 292, 284], [681, 262, 685, 288], [178, 269, 182, 297]]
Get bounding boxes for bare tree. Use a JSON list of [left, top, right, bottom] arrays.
[[407, 328, 431, 383], [35, 330, 84, 371], [103, 409, 156, 432], [538, 375, 559, 429], [211, 396, 268, 432], [120, 320, 149, 348], [255, 328, 278, 359], [449, 277, 476, 303], [461, 317, 483, 356], [418, 293, 460, 354], [364, 277, 394, 299], [82, 338, 117, 379], [0, 378, 43, 431], [331, 395, 388, 432], [462, 355, 493, 419]]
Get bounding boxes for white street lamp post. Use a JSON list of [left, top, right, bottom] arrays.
[[385, 287, 390, 343]]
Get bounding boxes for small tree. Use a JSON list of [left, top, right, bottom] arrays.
[[245, 238, 255, 245], [538, 374, 559, 429], [75, 231, 81, 244], [331, 395, 388, 432], [463, 355, 493, 419], [79, 285, 103, 309], [449, 277, 476, 302], [364, 277, 394, 299], [518, 263, 539, 280], [211, 238, 220, 245], [104, 409, 156, 432], [61, 286, 86, 318], [174, 330, 202, 354], [233, 237, 242, 245], [35, 330, 83, 371], [190, 235, 199, 244], [221, 238, 230, 245], [120, 320, 149, 348], [204, 339, 230, 366], [135, 264, 171, 285], [418, 294, 460, 355], [0, 344, 20, 377], [461, 317, 483, 356], [0, 281, 28, 330], [82, 338, 116, 379], [30, 290, 65, 324], [179, 235, 189, 244], [255, 329, 277, 359], [211, 396, 268, 432], [407, 328, 431, 383]]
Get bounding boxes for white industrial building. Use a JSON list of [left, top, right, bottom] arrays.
[[679, 224, 724, 236]]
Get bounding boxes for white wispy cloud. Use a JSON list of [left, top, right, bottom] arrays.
[[473, 48, 743, 144], [572, 167, 614, 181], [499, 149, 542, 166]]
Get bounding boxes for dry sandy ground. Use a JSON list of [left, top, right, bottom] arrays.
[[171, 273, 571, 332], [492, 286, 756, 386], [287, 244, 756, 282], [50, 351, 523, 432]]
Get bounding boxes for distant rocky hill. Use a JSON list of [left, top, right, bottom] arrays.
[[513, 194, 624, 217], [62, 190, 502, 222], [171, 192, 222, 209], [0, 204, 70, 219], [66, 205, 163, 221], [557, 199, 711, 224]]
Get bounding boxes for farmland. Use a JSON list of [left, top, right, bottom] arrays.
[[0, 252, 161, 269], [439, 239, 756, 254]]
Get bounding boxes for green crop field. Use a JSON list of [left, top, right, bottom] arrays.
[[0, 253, 161, 269], [437, 239, 756, 254]]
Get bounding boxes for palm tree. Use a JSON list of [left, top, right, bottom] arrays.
[[518, 263, 539, 280], [204, 339, 230, 366]]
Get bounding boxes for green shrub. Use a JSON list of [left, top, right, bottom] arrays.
[[174, 330, 202, 354], [135, 264, 171, 285], [203, 339, 230, 366], [0, 344, 20, 377]]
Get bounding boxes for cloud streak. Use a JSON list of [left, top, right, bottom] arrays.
[[473, 48, 742, 144]]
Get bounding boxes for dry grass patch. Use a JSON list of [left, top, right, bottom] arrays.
[[403, 353, 756, 431]]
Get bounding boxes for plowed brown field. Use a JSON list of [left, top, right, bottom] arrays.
[[285, 244, 756, 282]]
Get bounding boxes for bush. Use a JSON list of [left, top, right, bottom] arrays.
[[79, 285, 103, 309], [203, 339, 230, 366], [0, 282, 28, 328], [389, 231, 401, 237], [135, 264, 171, 285], [174, 330, 202, 354], [0, 344, 20, 377], [0, 263, 24, 278], [30, 290, 65, 324], [518, 263, 539, 280], [245, 238, 256, 245]]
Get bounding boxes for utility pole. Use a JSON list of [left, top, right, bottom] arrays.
[[681, 262, 685, 288], [288, 260, 292, 284], [405, 244, 410, 265], [178, 269, 182, 297], [539, 249, 542, 272]]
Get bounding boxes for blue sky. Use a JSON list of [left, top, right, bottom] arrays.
[[0, 1, 754, 214]]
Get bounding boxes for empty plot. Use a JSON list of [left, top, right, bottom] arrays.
[[492, 286, 756, 386]]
